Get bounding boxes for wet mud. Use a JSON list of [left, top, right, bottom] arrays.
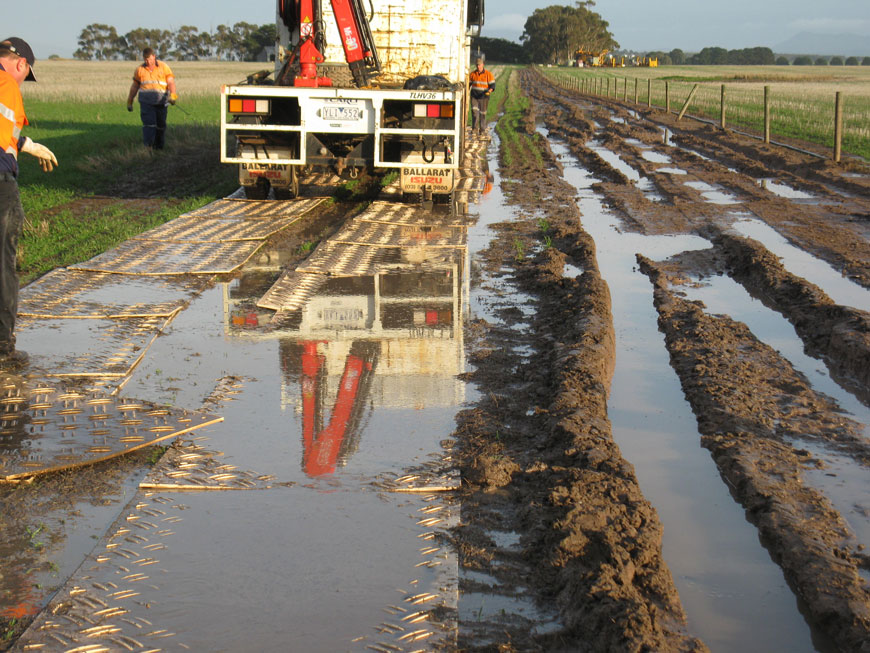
[[450, 67, 869, 651], [2, 65, 870, 651]]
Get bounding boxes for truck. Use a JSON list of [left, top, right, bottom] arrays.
[[220, 0, 485, 201]]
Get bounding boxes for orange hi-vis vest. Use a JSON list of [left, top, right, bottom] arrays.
[[0, 66, 27, 174], [133, 60, 174, 105], [469, 68, 495, 96]]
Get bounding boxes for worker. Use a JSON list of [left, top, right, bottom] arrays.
[[126, 48, 178, 150], [468, 57, 495, 137], [0, 37, 57, 367]]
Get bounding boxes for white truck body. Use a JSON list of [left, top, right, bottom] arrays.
[[221, 0, 484, 197]]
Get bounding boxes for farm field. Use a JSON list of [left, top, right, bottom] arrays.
[[1, 61, 869, 652], [545, 63, 870, 159]]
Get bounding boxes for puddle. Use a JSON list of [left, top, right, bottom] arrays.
[[552, 138, 829, 652], [656, 167, 689, 176], [636, 177, 667, 203], [563, 262, 583, 277], [758, 178, 817, 202], [684, 180, 740, 205], [641, 150, 672, 164], [625, 138, 651, 149], [679, 273, 870, 437], [586, 140, 642, 182], [730, 215, 870, 311]]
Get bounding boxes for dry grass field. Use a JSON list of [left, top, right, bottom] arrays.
[[25, 60, 271, 102]]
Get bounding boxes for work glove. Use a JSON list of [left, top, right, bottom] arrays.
[[169, 92, 178, 105], [20, 137, 58, 173], [127, 103, 133, 112]]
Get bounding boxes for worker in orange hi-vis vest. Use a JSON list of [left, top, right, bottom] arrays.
[[0, 37, 57, 368], [468, 57, 495, 137], [126, 47, 178, 150]]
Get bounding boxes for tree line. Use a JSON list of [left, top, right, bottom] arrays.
[[74, 23, 276, 61]]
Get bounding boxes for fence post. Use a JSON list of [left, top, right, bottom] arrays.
[[677, 84, 699, 121], [607, 77, 611, 97], [833, 91, 843, 162], [634, 78, 639, 103], [764, 86, 770, 144], [665, 81, 670, 114], [648, 79, 652, 108], [720, 84, 727, 129], [623, 78, 628, 101]]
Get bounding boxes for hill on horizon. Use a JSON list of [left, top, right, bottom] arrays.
[[775, 32, 869, 56]]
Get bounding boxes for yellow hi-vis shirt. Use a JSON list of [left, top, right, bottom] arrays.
[[133, 60, 175, 106]]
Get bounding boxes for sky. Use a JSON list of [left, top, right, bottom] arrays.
[[10, 0, 870, 59]]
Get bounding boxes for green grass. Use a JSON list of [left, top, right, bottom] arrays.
[[545, 65, 870, 160], [495, 69, 546, 170], [16, 96, 236, 282]]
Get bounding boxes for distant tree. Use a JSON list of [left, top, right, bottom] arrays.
[[690, 46, 728, 65], [521, 2, 618, 65], [815, 57, 828, 65], [243, 23, 278, 61], [864, 56, 870, 65], [48, 54, 61, 60], [845, 56, 859, 66], [775, 56, 789, 65], [829, 56, 844, 65], [74, 23, 123, 60], [471, 36, 529, 64], [668, 48, 685, 65], [213, 24, 242, 60], [123, 28, 173, 60], [793, 55, 813, 65]]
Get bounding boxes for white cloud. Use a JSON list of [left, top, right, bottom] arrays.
[[787, 17, 870, 34]]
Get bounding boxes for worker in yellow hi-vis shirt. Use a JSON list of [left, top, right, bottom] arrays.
[[126, 47, 178, 150]]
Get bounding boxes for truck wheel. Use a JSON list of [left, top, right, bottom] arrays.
[[273, 166, 299, 200], [244, 178, 270, 200]]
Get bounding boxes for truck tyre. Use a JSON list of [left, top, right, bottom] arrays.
[[244, 177, 270, 200], [273, 166, 300, 200]]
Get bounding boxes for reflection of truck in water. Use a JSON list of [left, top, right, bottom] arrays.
[[221, 0, 485, 201], [224, 249, 467, 476]]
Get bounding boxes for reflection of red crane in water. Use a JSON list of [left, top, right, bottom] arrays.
[[299, 340, 378, 476]]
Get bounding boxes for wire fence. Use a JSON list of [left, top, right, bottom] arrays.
[[546, 69, 870, 162]]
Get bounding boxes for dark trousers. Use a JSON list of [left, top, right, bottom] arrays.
[[140, 102, 168, 149], [0, 174, 23, 351], [471, 94, 489, 133]]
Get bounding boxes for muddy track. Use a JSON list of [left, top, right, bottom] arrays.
[[453, 70, 705, 651], [453, 67, 869, 650]]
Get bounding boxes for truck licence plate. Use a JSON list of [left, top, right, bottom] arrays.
[[322, 106, 362, 121]]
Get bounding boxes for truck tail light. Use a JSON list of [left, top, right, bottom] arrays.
[[228, 98, 271, 115], [413, 103, 454, 119]]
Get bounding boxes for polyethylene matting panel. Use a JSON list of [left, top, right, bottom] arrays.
[[18, 269, 209, 319], [133, 214, 302, 243], [15, 315, 173, 378], [453, 175, 486, 192], [295, 241, 391, 277], [356, 201, 470, 227], [0, 378, 222, 481], [69, 240, 262, 275], [257, 271, 328, 312], [182, 197, 324, 220], [331, 220, 465, 249]]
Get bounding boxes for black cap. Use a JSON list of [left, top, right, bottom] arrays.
[[0, 37, 36, 82]]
